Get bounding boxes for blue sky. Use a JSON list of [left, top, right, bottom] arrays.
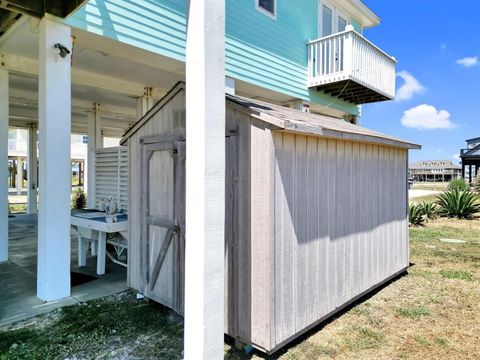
[[361, 0, 479, 164]]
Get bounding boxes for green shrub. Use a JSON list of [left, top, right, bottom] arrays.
[[72, 188, 87, 209], [409, 204, 425, 226], [447, 179, 470, 192], [472, 175, 480, 193], [436, 190, 480, 219], [418, 202, 438, 221]]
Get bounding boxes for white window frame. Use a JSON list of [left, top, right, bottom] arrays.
[[256, 0, 277, 20], [319, 0, 351, 37]]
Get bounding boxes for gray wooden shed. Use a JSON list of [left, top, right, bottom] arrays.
[[120, 82, 420, 354]]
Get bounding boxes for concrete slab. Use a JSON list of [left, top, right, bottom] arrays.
[[0, 214, 128, 326]]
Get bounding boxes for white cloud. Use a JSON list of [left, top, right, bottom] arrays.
[[396, 71, 425, 101], [440, 43, 447, 50], [456, 56, 478, 68], [401, 104, 455, 130], [452, 154, 460, 160]]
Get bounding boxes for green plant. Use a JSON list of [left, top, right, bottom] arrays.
[[436, 190, 480, 219], [409, 204, 426, 226], [396, 306, 430, 319], [439, 269, 473, 281], [472, 175, 480, 193], [72, 188, 87, 209], [418, 202, 438, 221], [447, 179, 470, 192]]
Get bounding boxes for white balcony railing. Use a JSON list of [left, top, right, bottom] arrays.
[[308, 26, 397, 103]]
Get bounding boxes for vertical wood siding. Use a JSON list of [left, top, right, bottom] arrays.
[[66, 0, 359, 115], [125, 89, 409, 352], [267, 133, 408, 349], [127, 90, 185, 291]]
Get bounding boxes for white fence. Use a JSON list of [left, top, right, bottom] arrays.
[[308, 27, 396, 99], [95, 147, 128, 213]]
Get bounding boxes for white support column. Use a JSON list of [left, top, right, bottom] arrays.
[[37, 18, 72, 301], [184, 1, 225, 359], [0, 69, 8, 262], [27, 124, 38, 214], [16, 157, 23, 195], [86, 103, 101, 209]]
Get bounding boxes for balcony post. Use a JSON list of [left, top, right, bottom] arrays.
[[343, 25, 355, 77]]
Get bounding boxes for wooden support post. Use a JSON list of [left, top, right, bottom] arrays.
[[27, 124, 38, 214], [0, 69, 8, 262], [184, 0, 225, 359], [136, 87, 155, 118], [469, 165, 472, 183], [37, 18, 72, 301]]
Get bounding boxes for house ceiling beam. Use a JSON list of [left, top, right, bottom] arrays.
[[10, 95, 137, 119], [0, 52, 166, 98]]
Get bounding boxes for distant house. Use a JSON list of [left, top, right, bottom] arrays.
[[409, 160, 461, 182], [460, 137, 480, 183]]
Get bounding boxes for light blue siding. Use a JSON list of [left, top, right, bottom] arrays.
[[66, 0, 359, 115]]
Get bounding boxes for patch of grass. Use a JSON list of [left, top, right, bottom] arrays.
[[8, 203, 27, 213], [414, 336, 431, 347], [439, 269, 473, 281], [396, 306, 430, 319], [435, 337, 449, 347], [0, 295, 183, 360], [345, 326, 385, 350], [349, 305, 371, 316], [284, 341, 337, 360]]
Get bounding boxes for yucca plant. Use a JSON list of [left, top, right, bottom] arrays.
[[409, 204, 425, 226], [436, 190, 480, 219], [418, 202, 438, 221]]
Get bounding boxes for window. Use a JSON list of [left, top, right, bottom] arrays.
[[322, 5, 333, 36], [257, 0, 276, 18], [338, 15, 347, 32], [319, 1, 351, 37]]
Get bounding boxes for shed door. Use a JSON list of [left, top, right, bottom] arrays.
[[141, 139, 185, 312]]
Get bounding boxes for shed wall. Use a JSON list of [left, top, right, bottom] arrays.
[[127, 90, 186, 291], [266, 132, 408, 350], [125, 90, 410, 353]]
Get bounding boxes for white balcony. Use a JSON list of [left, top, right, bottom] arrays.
[[308, 26, 396, 104]]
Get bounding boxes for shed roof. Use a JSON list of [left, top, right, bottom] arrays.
[[121, 82, 421, 150]]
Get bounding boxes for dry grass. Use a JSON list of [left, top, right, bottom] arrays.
[[226, 218, 480, 360], [2, 218, 479, 359], [412, 183, 449, 191]]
